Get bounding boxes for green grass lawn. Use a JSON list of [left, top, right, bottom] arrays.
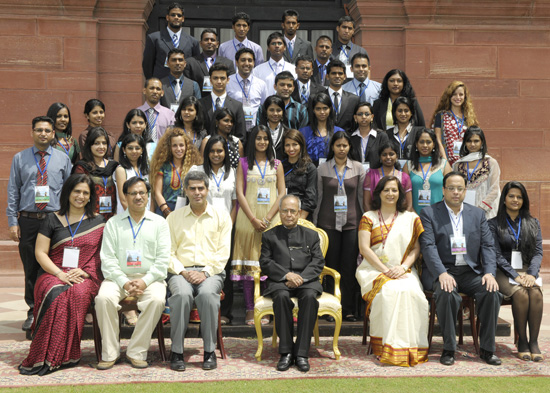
[[5, 378, 550, 393]]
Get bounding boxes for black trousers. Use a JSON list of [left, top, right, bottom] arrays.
[[433, 265, 503, 352], [18, 216, 44, 317], [271, 287, 319, 358]]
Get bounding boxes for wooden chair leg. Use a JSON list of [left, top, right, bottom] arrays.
[[217, 307, 226, 359], [157, 318, 167, 362]]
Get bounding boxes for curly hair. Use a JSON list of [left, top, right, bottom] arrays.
[[149, 127, 200, 195], [430, 81, 478, 127]]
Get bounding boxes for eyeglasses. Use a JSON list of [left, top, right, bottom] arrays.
[[33, 128, 53, 134], [445, 187, 465, 193], [355, 112, 372, 117], [127, 191, 147, 197], [281, 209, 299, 215]]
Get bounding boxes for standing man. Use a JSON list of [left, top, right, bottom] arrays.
[[312, 36, 332, 86], [260, 195, 325, 372], [200, 63, 246, 142], [226, 48, 268, 131], [219, 12, 264, 67], [291, 55, 327, 106], [95, 177, 170, 370], [166, 171, 232, 371], [184, 29, 236, 98], [7, 116, 71, 331], [142, 3, 200, 80], [160, 49, 201, 113], [342, 53, 381, 105], [137, 78, 175, 142], [268, 9, 313, 64], [326, 60, 360, 132], [331, 16, 369, 78], [253, 32, 296, 97], [419, 172, 503, 366]]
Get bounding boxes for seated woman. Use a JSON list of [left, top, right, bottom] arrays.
[[489, 181, 544, 362], [19, 174, 105, 375], [356, 175, 428, 367]]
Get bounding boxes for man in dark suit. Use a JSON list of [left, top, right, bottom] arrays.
[[199, 63, 246, 143], [326, 60, 360, 132], [184, 28, 236, 98], [267, 9, 314, 64], [260, 195, 325, 373], [419, 172, 503, 367], [160, 49, 201, 112], [291, 55, 327, 107], [142, 3, 200, 80], [312, 36, 332, 86], [331, 16, 369, 72]]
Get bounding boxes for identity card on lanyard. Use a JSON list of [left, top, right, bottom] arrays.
[[507, 217, 523, 269], [451, 110, 465, 156], [33, 148, 51, 204], [99, 159, 113, 214], [464, 160, 480, 205], [62, 213, 86, 268], [333, 166, 348, 213], [418, 162, 432, 206], [256, 159, 270, 204], [172, 162, 187, 210], [127, 216, 145, 268], [448, 210, 467, 255]]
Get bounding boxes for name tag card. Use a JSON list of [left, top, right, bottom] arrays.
[[464, 189, 476, 206], [453, 141, 462, 156], [318, 158, 327, 165], [450, 235, 467, 255], [62, 246, 80, 268], [418, 190, 431, 206], [511, 250, 523, 269], [203, 76, 212, 92], [35, 185, 50, 204], [170, 104, 179, 113], [362, 163, 370, 172], [126, 249, 142, 269], [257, 188, 270, 204], [334, 195, 348, 213], [99, 196, 112, 214]]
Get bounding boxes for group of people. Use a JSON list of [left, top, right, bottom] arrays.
[[6, 2, 543, 376]]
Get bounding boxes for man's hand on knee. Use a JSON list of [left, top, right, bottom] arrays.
[[439, 272, 457, 293], [482, 273, 499, 292]]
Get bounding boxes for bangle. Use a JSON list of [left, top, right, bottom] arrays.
[[249, 217, 256, 223], [263, 217, 271, 226], [402, 265, 407, 272], [159, 203, 168, 209]]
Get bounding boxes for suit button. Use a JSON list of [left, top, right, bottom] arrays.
[[291, 258, 294, 261]]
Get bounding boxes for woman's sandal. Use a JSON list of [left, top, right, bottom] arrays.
[[245, 310, 255, 326], [517, 351, 531, 361], [531, 353, 544, 362]]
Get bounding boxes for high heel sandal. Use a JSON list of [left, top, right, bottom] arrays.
[[531, 353, 544, 362], [517, 351, 531, 361]]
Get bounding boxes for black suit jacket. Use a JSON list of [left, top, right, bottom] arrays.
[[419, 201, 497, 284], [200, 95, 246, 143], [260, 225, 325, 297], [267, 36, 314, 64], [142, 29, 200, 79], [332, 90, 360, 133], [350, 130, 389, 168], [312, 61, 330, 86], [291, 80, 327, 107], [160, 75, 201, 109], [385, 126, 424, 160], [373, 97, 425, 131], [183, 54, 236, 97]]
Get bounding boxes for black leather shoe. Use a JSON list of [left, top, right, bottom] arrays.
[[170, 352, 185, 371], [440, 350, 455, 366], [480, 349, 502, 366], [276, 353, 294, 371], [22, 315, 34, 331], [295, 356, 310, 372], [343, 315, 358, 322], [324, 315, 335, 323], [203, 351, 217, 370]]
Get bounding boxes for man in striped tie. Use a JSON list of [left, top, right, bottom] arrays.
[[137, 78, 175, 142]]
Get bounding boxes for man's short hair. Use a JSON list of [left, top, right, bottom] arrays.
[[167, 48, 185, 61], [167, 2, 184, 14], [200, 28, 218, 40], [316, 35, 333, 46], [282, 9, 299, 23], [327, 59, 346, 74], [351, 52, 370, 67], [144, 77, 162, 89], [295, 55, 314, 68], [232, 12, 251, 26], [235, 47, 255, 62], [443, 171, 467, 188], [279, 194, 301, 210], [32, 116, 54, 129], [209, 62, 229, 77], [184, 170, 210, 189], [275, 71, 294, 85], [267, 31, 285, 47], [337, 15, 355, 28], [123, 177, 151, 194]]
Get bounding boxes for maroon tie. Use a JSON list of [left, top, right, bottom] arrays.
[[36, 151, 47, 210]]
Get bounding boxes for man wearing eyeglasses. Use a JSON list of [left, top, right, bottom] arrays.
[[95, 177, 170, 370], [259, 195, 325, 373], [419, 171, 503, 367], [7, 116, 71, 332]]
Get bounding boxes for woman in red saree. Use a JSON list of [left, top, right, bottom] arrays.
[[19, 174, 105, 375]]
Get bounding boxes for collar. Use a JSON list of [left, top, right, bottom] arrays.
[[120, 208, 153, 224], [353, 77, 370, 85], [236, 73, 252, 84], [393, 122, 413, 135], [143, 102, 163, 111], [270, 58, 285, 67], [202, 53, 217, 61], [316, 59, 330, 67], [167, 27, 181, 40], [284, 36, 296, 46], [182, 202, 214, 218], [455, 152, 485, 164], [352, 129, 377, 139], [34, 145, 53, 155], [328, 87, 342, 96], [329, 157, 352, 170], [169, 74, 183, 83], [212, 91, 227, 101], [298, 80, 310, 89], [234, 37, 250, 47], [444, 201, 464, 217]]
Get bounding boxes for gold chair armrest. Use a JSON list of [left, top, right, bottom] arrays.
[[253, 270, 262, 303], [319, 266, 341, 302]]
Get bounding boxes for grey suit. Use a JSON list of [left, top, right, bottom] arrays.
[[419, 201, 502, 352], [200, 95, 246, 143], [184, 54, 236, 98], [160, 75, 201, 110], [267, 36, 314, 64], [331, 90, 360, 132], [291, 80, 327, 107]]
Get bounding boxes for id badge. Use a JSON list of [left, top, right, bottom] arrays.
[[175, 196, 187, 210], [511, 250, 523, 269], [450, 235, 467, 255], [202, 76, 212, 92], [212, 197, 226, 212], [398, 159, 407, 169], [464, 189, 476, 206], [164, 56, 169, 68], [257, 188, 270, 204], [453, 141, 462, 156], [334, 195, 348, 212], [345, 65, 353, 78], [243, 106, 254, 122], [126, 249, 142, 268], [35, 185, 50, 204], [318, 157, 327, 165], [170, 104, 179, 113], [99, 196, 112, 213], [62, 246, 80, 268], [362, 163, 370, 172], [418, 190, 431, 206]]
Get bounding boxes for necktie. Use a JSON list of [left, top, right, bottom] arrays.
[[359, 82, 365, 99], [320, 65, 326, 84], [215, 97, 221, 110], [173, 79, 181, 99], [173, 34, 179, 47], [333, 92, 340, 116], [339, 45, 349, 64], [288, 41, 294, 58], [301, 84, 308, 105], [147, 108, 157, 137], [36, 151, 47, 210], [207, 57, 213, 68]]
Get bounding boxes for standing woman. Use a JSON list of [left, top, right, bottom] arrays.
[[282, 129, 318, 219], [363, 142, 412, 211], [403, 128, 452, 214], [231, 125, 286, 325], [314, 131, 365, 321], [349, 101, 389, 170], [431, 81, 479, 166], [78, 99, 116, 158], [73, 127, 118, 220], [385, 97, 423, 165], [258, 96, 288, 159], [199, 108, 244, 169], [299, 92, 345, 166], [174, 96, 207, 153], [453, 126, 501, 218], [489, 182, 543, 362], [113, 109, 155, 162], [150, 127, 200, 217], [373, 69, 425, 131], [19, 174, 105, 375], [47, 102, 80, 165]]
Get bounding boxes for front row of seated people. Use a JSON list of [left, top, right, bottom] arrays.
[[19, 170, 542, 374]]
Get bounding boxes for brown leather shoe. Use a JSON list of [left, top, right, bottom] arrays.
[[127, 356, 149, 369]]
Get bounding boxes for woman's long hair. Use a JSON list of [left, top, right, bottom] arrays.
[[58, 173, 97, 217], [309, 92, 336, 139], [281, 129, 312, 174], [430, 80, 478, 128], [379, 69, 416, 101], [118, 134, 150, 176], [119, 109, 153, 144], [245, 125, 275, 169], [203, 135, 231, 181], [81, 127, 110, 169], [258, 95, 286, 127], [458, 126, 487, 159], [409, 128, 442, 171], [47, 102, 73, 137], [326, 131, 360, 161], [174, 96, 205, 131]]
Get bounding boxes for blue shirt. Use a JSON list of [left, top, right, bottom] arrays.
[[6, 145, 72, 227], [299, 125, 345, 166], [342, 78, 382, 105], [226, 74, 268, 127], [219, 38, 264, 67]]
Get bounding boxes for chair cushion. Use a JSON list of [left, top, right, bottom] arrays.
[[255, 293, 342, 314]]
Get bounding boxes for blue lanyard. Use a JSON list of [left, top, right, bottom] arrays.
[[420, 162, 432, 184], [334, 166, 348, 190], [65, 213, 86, 246], [300, 81, 309, 103], [232, 38, 248, 52], [448, 210, 463, 232], [396, 130, 408, 156], [211, 169, 224, 191], [284, 166, 294, 177], [506, 217, 522, 249], [255, 159, 267, 181], [466, 159, 481, 183], [353, 79, 369, 98], [268, 61, 284, 77], [128, 216, 145, 245], [184, 128, 196, 145], [145, 110, 158, 130], [237, 75, 252, 102], [57, 138, 70, 156], [381, 167, 394, 177], [171, 162, 181, 185], [451, 110, 465, 136], [32, 148, 52, 179], [133, 167, 142, 179], [340, 43, 352, 59], [102, 159, 109, 189], [317, 60, 326, 82], [331, 93, 342, 114], [212, 96, 225, 109]]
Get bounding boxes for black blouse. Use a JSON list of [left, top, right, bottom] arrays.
[[282, 160, 318, 214]]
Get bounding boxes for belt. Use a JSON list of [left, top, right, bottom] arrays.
[[19, 211, 49, 220]]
